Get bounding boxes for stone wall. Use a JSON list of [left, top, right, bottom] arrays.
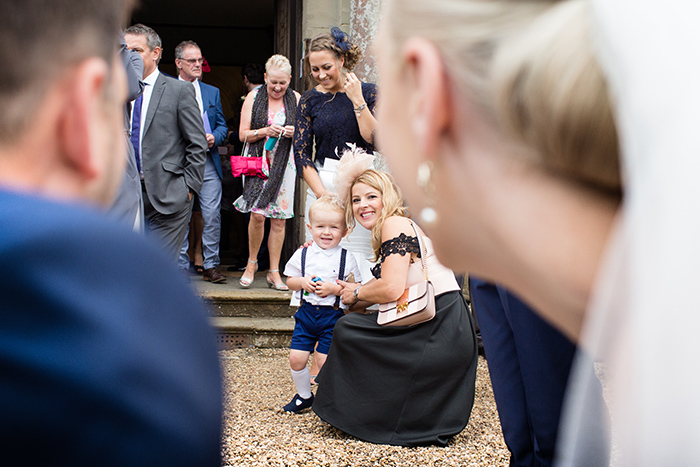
[[302, 0, 350, 45], [302, 0, 382, 83], [350, 0, 382, 83]]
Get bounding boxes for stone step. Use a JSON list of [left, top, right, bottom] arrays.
[[193, 271, 295, 318], [211, 316, 295, 350], [191, 269, 296, 348]]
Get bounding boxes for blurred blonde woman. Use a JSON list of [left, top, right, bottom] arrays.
[[235, 54, 300, 290], [375, 0, 619, 334]]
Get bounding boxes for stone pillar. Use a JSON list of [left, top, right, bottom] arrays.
[[350, 0, 382, 83]]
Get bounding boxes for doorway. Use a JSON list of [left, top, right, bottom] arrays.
[[130, 0, 304, 268]]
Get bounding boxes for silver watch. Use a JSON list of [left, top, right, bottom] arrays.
[[353, 285, 361, 302]]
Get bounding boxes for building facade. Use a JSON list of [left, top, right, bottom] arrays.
[[129, 0, 382, 260]]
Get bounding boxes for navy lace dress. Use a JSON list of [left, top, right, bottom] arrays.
[[294, 83, 377, 173]]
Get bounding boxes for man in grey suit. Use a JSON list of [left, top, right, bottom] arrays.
[[124, 24, 207, 260]]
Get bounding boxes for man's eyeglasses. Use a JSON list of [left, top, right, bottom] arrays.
[[181, 58, 204, 65]]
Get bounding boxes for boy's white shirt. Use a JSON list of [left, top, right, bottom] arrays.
[[284, 242, 362, 308]]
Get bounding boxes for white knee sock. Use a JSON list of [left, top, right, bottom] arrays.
[[291, 368, 312, 399]]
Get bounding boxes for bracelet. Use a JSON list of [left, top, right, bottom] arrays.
[[354, 103, 367, 116], [353, 285, 361, 303], [254, 129, 258, 137]]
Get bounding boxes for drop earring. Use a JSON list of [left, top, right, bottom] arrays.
[[416, 161, 438, 227]]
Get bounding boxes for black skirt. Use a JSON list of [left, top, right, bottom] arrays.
[[313, 290, 478, 447]]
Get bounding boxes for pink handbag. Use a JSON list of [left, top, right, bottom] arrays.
[[376, 221, 436, 327], [230, 137, 269, 179]]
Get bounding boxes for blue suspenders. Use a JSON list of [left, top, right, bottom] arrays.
[[301, 246, 347, 310]]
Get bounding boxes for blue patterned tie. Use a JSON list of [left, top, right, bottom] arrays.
[[130, 94, 143, 172]]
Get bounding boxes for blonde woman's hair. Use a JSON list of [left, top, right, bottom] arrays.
[[345, 169, 409, 260], [266, 54, 292, 76], [384, 0, 620, 192], [308, 193, 346, 226], [307, 32, 363, 71]]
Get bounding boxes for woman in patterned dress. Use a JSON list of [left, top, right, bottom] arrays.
[[235, 54, 300, 290]]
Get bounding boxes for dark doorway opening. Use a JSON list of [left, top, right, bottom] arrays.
[[130, 0, 304, 269], [131, 0, 277, 123]]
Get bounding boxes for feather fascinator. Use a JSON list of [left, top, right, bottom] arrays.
[[333, 143, 375, 205], [331, 27, 352, 52]]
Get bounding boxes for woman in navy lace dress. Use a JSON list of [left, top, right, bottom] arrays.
[[312, 160, 478, 447], [294, 27, 378, 279]]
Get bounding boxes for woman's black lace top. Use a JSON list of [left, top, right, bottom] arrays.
[[370, 233, 421, 280], [293, 82, 378, 174]]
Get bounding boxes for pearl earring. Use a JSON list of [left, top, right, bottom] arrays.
[[416, 161, 438, 227]]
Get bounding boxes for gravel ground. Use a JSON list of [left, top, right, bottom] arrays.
[[220, 349, 508, 466]]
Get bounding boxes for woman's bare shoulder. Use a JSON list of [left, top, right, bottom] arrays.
[[381, 216, 413, 241]]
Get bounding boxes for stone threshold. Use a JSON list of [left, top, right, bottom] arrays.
[[191, 270, 296, 349]]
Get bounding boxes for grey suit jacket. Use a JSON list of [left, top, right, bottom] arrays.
[[109, 35, 145, 231], [141, 72, 207, 216]]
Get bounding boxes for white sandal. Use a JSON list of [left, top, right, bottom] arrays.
[[239, 260, 258, 288], [266, 269, 289, 291]]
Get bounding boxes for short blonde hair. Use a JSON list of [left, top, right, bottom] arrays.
[[384, 0, 620, 192], [265, 54, 292, 76], [308, 193, 346, 226], [346, 169, 408, 260]]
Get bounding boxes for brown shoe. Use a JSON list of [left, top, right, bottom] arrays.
[[203, 267, 227, 283]]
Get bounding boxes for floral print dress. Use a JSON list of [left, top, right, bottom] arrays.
[[234, 95, 296, 219]]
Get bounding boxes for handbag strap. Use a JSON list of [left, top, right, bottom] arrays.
[[241, 131, 267, 166], [241, 131, 249, 159], [334, 248, 347, 310], [409, 219, 430, 282]]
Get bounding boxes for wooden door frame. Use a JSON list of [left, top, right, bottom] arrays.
[[275, 0, 306, 261]]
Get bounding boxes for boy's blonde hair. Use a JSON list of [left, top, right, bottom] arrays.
[[308, 193, 347, 226]]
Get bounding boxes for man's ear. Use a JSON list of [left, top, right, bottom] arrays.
[[153, 46, 163, 63], [399, 37, 452, 161], [56, 57, 110, 180]]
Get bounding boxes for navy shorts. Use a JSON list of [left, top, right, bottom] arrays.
[[290, 301, 345, 354]]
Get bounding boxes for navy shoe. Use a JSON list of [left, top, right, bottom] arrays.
[[283, 393, 314, 413]]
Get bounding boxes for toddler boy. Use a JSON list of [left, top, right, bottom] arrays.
[[282, 194, 361, 413]]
